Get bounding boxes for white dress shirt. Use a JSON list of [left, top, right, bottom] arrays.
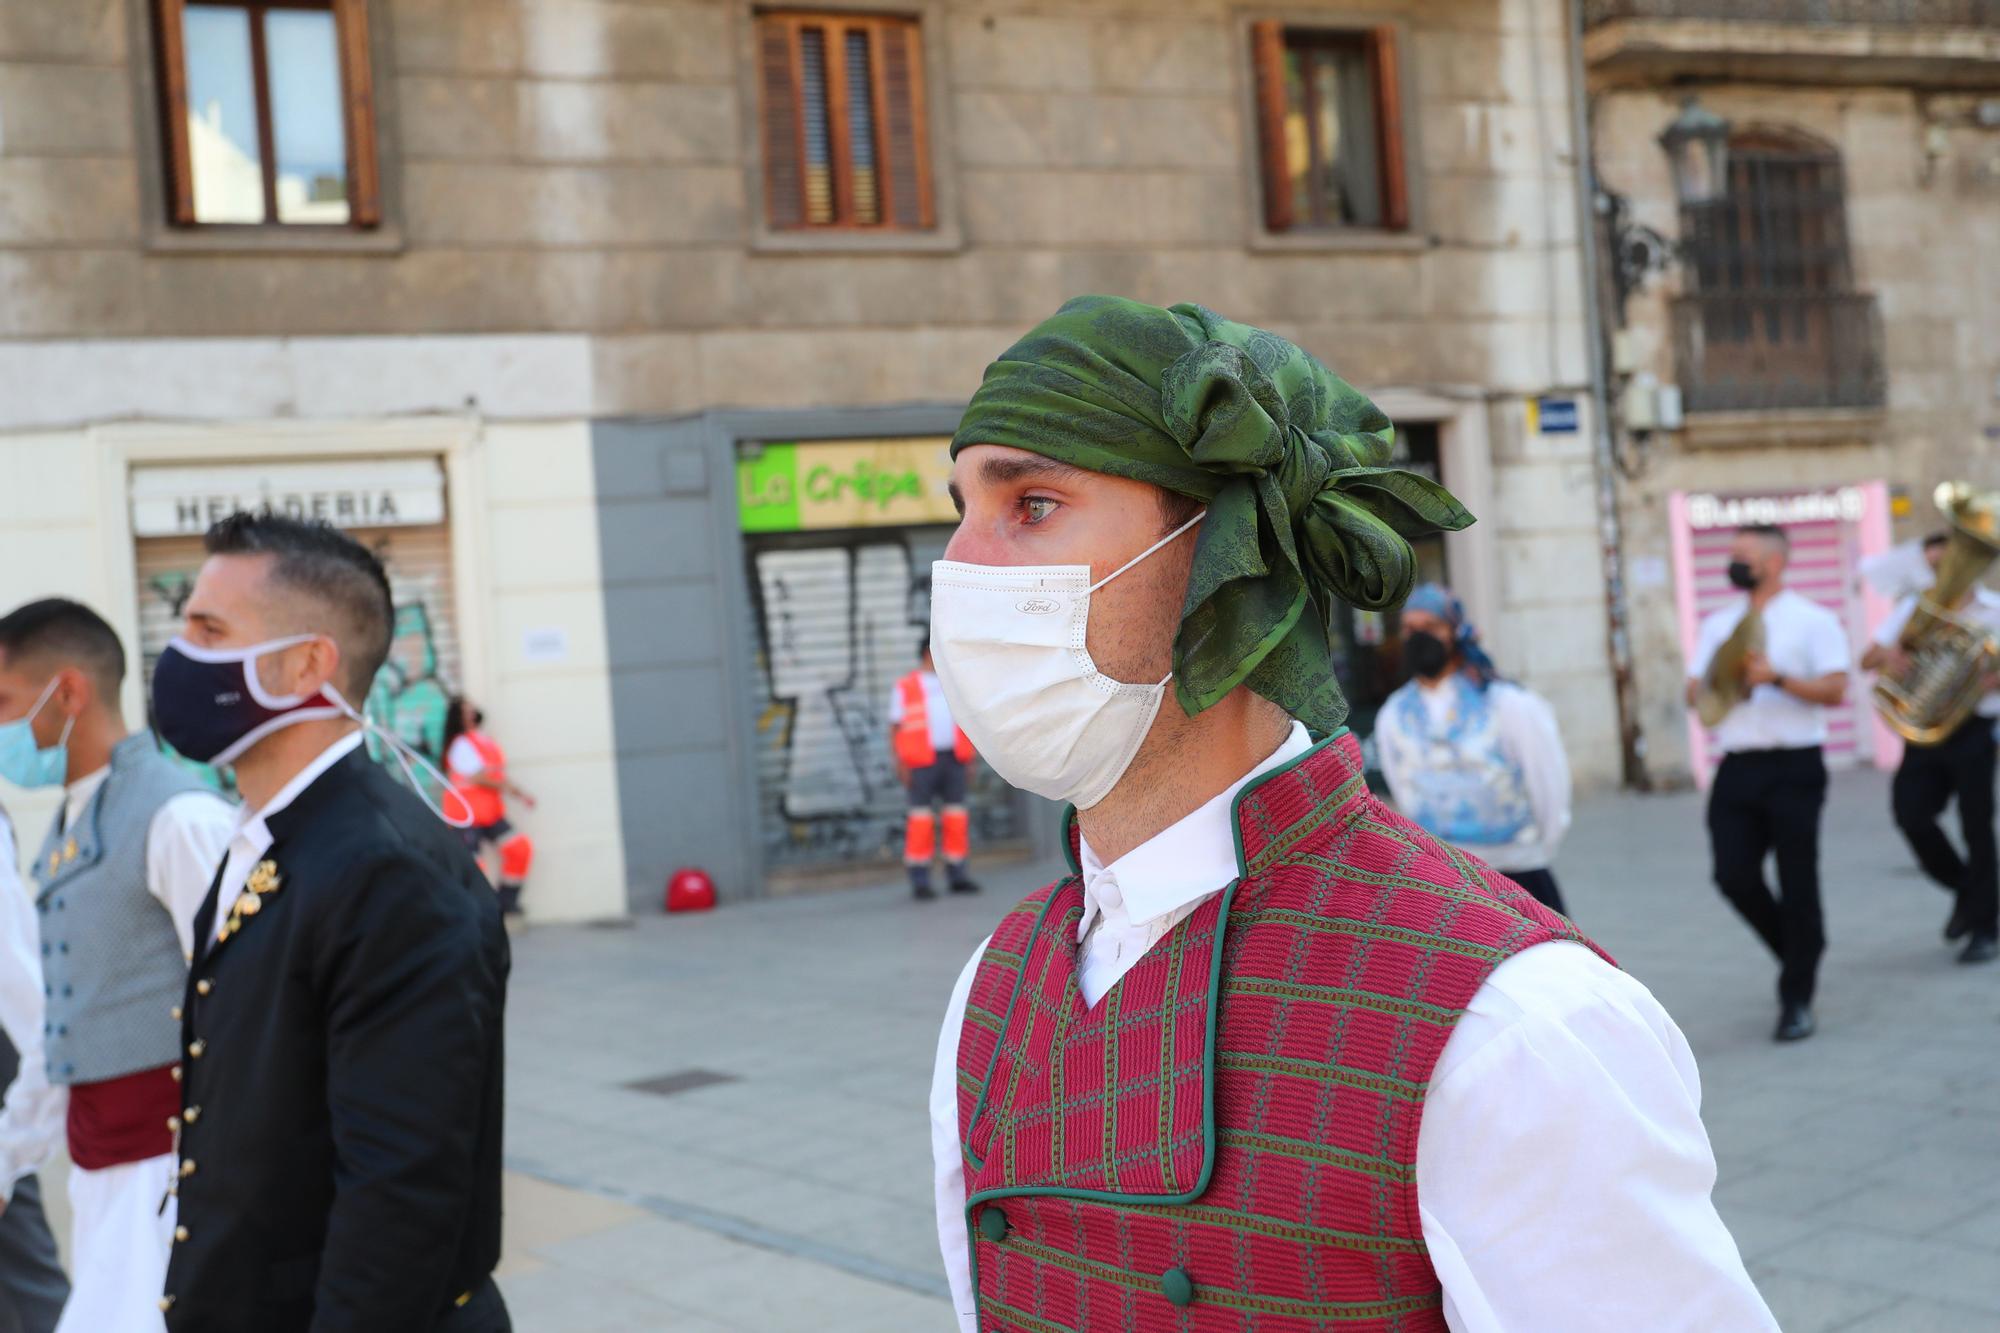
[[887, 670, 958, 753], [1689, 589, 1851, 753], [212, 731, 364, 942], [60, 763, 237, 961], [1873, 587, 2000, 720], [0, 811, 64, 1201], [931, 724, 1777, 1333], [1376, 680, 1573, 873]]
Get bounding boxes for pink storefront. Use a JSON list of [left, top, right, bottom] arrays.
[[1669, 482, 1903, 786]]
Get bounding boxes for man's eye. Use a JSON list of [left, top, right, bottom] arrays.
[[1023, 497, 1059, 524]]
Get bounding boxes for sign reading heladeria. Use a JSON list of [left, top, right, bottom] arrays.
[[130, 459, 447, 537]]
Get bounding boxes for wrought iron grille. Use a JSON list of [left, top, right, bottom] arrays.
[[1670, 135, 1884, 412], [1672, 292, 1885, 411], [1585, 0, 2000, 22]]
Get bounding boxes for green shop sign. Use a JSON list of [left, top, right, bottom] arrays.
[[737, 438, 958, 532]]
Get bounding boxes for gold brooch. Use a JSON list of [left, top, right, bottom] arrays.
[[61, 839, 77, 863], [222, 860, 283, 938]]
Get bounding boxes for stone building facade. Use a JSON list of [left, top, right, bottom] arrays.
[[1, 0, 1613, 908], [1582, 2, 2000, 787]]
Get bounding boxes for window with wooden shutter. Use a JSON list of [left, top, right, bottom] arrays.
[[153, 0, 380, 229], [757, 11, 933, 231], [1250, 21, 1407, 234]]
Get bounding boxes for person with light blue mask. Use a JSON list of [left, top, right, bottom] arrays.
[[1373, 582, 1575, 916], [0, 599, 234, 1333]]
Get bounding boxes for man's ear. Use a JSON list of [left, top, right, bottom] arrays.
[[308, 636, 346, 699], [53, 665, 93, 718]]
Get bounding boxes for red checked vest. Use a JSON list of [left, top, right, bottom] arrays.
[[954, 732, 1609, 1332]]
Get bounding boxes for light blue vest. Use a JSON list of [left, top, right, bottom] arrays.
[[1380, 676, 1535, 848], [29, 733, 213, 1085]]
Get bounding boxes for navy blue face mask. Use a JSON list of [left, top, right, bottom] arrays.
[[150, 634, 347, 767], [150, 634, 474, 826]]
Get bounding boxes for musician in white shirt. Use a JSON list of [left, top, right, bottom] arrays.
[[1686, 524, 1851, 1042], [1860, 531, 2000, 963]]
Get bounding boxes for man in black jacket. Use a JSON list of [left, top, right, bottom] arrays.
[[149, 513, 509, 1332]]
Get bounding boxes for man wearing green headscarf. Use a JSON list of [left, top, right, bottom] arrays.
[[927, 297, 1773, 1332]]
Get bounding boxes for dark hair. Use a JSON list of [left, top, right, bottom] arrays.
[[0, 598, 126, 699], [1158, 489, 1204, 535], [1923, 531, 1950, 551], [917, 635, 931, 662], [203, 513, 394, 701], [1737, 523, 1790, 552], [443, 694, 477, 755]]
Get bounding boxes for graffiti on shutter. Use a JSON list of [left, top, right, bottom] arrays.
[[743, 526, 1023, 872]]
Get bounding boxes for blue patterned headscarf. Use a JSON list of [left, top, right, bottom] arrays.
[[1403, 583, 1500, 689]]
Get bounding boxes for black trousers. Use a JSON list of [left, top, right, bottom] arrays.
[[1892, 716, 1999, 937], [1707, 746, 1828, 1008], [1507, 867, 1569, 917]]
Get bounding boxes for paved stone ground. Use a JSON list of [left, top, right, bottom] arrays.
[[489, 765, 2000, 1332]]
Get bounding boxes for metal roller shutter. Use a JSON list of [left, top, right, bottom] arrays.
[[742, 524, 1025, 878]]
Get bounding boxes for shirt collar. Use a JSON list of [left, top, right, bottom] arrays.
[[1077, 721, 1315, 940], [234, 729, 365, 840], [62, 766, 110, 830]]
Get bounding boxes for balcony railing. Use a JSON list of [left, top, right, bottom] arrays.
[[1671, 291, 1886, 413], [1586, 0, 2000, 23]]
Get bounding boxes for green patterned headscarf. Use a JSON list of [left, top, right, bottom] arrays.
[[951, 294, 1473, 734]]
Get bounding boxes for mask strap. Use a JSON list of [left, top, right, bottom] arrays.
[[1086, 508, 1208, 595], [23, 675, 60, 725], [54, 713, 75, 751], [324, 686, 476, 829]]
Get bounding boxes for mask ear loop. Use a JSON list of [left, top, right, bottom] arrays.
[[1081, 508, 1208, 689], [26, 676, 76, 754], [1084, 508, 1207, 596], [325, 686, 476, 829]]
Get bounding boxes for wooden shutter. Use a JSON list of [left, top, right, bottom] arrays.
[[1369, 25, 1408, 232], [759, 13, 931, 231], [154, 0, 197, 226], [877, 18, 932, 230], [758, 15, 806, 229], [334, 0, 380, 227], [1250, 20, 1292, 233]]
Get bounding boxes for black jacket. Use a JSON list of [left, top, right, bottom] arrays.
[[163, 746, 510, 1333]]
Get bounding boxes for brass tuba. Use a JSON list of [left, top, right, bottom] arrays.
[[1873, 482, 2000, 745], [1697, 604, 1764, 728]]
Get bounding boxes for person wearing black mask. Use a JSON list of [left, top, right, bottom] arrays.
[[1686, 524, 1850, 1042], [149, 513, 510, 1332], [1376, 584, 1574, 914]]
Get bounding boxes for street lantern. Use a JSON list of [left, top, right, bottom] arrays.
[[1657, 96, 1733, 208]]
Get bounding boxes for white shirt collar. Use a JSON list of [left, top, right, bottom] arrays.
[[234, 729, 366, 838], [61, 765, 111, 832], [1076, 721, 1316, 941]]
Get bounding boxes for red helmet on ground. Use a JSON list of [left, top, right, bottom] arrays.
[[666, 867, 717, 913]]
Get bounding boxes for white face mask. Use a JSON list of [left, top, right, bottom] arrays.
[[929, 510, 1204, 810]]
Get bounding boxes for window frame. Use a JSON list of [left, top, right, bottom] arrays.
[[1239, 12, 1424, 254], [756, 10, 931, 232], [738, 1, 962, 254], [129, 0, 402, 253]]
